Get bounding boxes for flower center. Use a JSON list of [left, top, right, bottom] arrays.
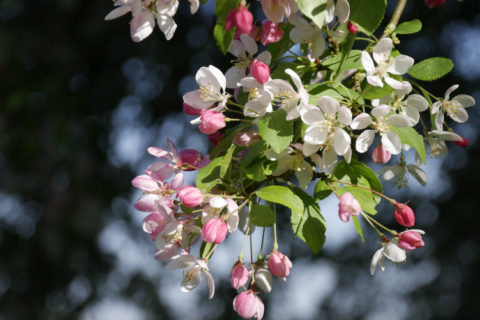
[[231, 56, 251, 69], [375, 117, 390, 134], [273, 89, 297, 109], [442, 100, 461, 117], [199, 84, 222, 103]]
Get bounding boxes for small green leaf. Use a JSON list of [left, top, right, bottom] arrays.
[[256, 185, 304, 214], [220, 145, 236, 177], [314, 179, 332, 200], [334, 159, 383, 202], [250, 204, 275, 227], [213, 25, 235, 55], [240, 140, 265, 169], [408, 57, 454, 81], [294, 0, 328, 29], [363, 84, 394, 100], [257, 109, 293, 153], [352, 216, 364, 243], [290, 186, 326, 254], [322, 50, 363, 71], [395, 19, 422, 35], [268, 24, 294, 62], [244, 158, 266, 182], [271, 62, 298, 81], [390, 126, 427, 163], [196, 157, 223, 191], [200, 241, 215, 259], [349, 0, 387, 34]]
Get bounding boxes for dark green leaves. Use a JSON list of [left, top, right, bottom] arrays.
[[257, 109, 293, 153], [313, 179, 332, 200], [250, 204, 275, 227], [349, 0, 387, 34], [256, 185, 304, 214], [390, 126, 427, 163], [213, 0, 240, 54], [408, 57, 454, 81], [195, 157, 224, 191]]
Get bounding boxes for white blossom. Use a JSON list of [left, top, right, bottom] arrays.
[[289, 14, 326, 58], [370, 239, 406, 275], [432, 84, 475, 126]]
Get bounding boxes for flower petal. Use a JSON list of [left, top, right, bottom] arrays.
[[406, 94, 428, 111], [183, 89, 213, 109], [361, 51, 375, 74], [382, 131, 402, 154], [453, 94, 475, 108], [240, 34, 258, 56], [389, 55, 414, 75], [371, 105, 391, 119], [166, 254, 197, 270], [373, 38, 392, 64], [334, 128, 351, 156], [370, 248, 384, 275], [304, 125, 328, 145], [445, 84, 459, 100], [407, 164, 428, 186], [203, 270, 215, 299], [317, 96, 339, 115], [350, 113, 373, 130], [356, 129, 375, 153], [336, 0, 350, 24], [337, 106, 352, 125], [302, 142, 321, 156], [383, 242, 406, 263]]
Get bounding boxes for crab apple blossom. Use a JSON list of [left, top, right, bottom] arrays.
[[325, 0, 350, 25], [261, 0, 298, 23], [183, 65, 230, 110], [372, 143, 391, 164], [225, 5, 254, 35], [398, 230, 425, 250], [142, 212, 168, 240], [179, 149, 202, 170], [261, 21, 284, 45], [233, 290, 265, 320], [198, 110, 226, 135], [268, 251, 293, 278], [230, 261, 249, 289], [167, 255, 215, 299], [432, 84, 475, 126], [289, 14, 326, 58], [454, 136, 470, 147], [425, 0, 446, 8], [202, 197, 239, 233], [370, 239, 407, 275], [177, 185, 203, 207], [394, 202, 415, 227], [338, 192, 362, 222], [250, 59, 271, 85], [202, 218, 228, 244]]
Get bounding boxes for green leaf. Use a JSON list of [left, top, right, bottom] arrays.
[[195, 157, 223, 191], [322, 50, 363, 71], [290, 186, 326, 254], [333, 33, 356, 81], [250, 204, 275, 227], [213, 24, 235, 55], [256, 185, 304, 214], [395, 19, 422, 35], [240, 140, 265, 169], [352, 216, 364, 243], [313, 179, 332, 200], [271, 62, 298, 81], [336, 186, 377, 214], [268, 24, 294, 62], [244, 158, 266, 181], [257, 109, 293, 153], [200, 241, 215, 259], [363, 84, 394, 100], [390, 126, 427, 163], [294, 0, 327, 29], [408, 57, 454, 81], [349, 0, 387, 34], [221, 145, 236, 177]]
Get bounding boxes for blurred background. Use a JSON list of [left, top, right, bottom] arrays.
[[1, 0, 480, 319]]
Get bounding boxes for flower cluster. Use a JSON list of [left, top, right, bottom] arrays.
[[112, 0, 475, 318]]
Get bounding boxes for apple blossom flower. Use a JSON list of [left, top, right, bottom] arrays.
[[424, 0, 446, 8], [202, 197, 239, 233], [177, 185, 204, 207], [426, 128, 463, 157], [166, 254, 215, 299], [394, 202, 415, 227], [261, 21, 284, 45], [338, 192, 362, 222], [132, 172, 182, 211], [261, 0, 298, 23], [361, 38, 414, 90], [380, 160, 428, 187], [254, 267, 273, 293], [300, 96, 353, 161], [202, 218, 228, 244], [233, 290, 265, 320], [198, 110, 226, 135], [183, 65, 231, 110], [230, 261, 249, 289], [250, 59, 271, 85], [398, 229, 425, 250], [179, 149, 202, 170], [225, 34, 272, 88], [155, 0, 180, 41], [325, 0, 350, 25], [143, 212, 168, 240], [268, 251, 293, 278], [454, 136, 470, 147], [240, 76, 274, 118], [352, 105, 412, 155], [289, 14, 326, 58], [264, 146, 313, 189], [370, 239, 407, 275], [372, 143, 391, 164], [225, 4, 254, 35], [431, 84, 475, 126]]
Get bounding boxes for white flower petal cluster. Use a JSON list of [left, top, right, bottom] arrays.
[[370, 239, 406, 275], [289, 14, 326, 58], [432, 84, 475, 127]]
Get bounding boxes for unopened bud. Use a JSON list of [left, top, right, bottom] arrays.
[[268, 251, 292, 278], [202, 218, 228, 244], [230, 261, 249, 289], [372, 143, 391, 164], [398, 230, 425, 250], [250, 59, 270, 85], [347, 21, 358, 34], [394, 202, 415, 227], [454, 136, 470, 147]]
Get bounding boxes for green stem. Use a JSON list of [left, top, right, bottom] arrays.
[[272, 204, 278, 251], [362, 212, 398, 236], [381, 0, 408, 39], [238, 225, 250, 261], [258, 227, 266, 260], [360, 212, 384, 237]]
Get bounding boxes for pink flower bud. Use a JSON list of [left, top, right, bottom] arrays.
[[183, 102, 204, 116], [250, 59, 270, 85], [261, 21, 284, 45], [454, 136, 470, 147], [233, 129, 260, 147], [347, 21, 358, 34], [268, 251, 292, 278], [398, 230, 425, 250], [177, 185, 204, 207], [338, 192, 362, 222], [179, 149, 201, 170], [372, 143, 391, 164], [202, 218, 228, 244], [394, 202, 415, 227], [424, 0, 446, 8], [199, 110, 226, 135], [143, 212, 167, 240], [230, 261, 249, 289], [208, 132, 224, 146], [225, 5, 253, 35], [233, 290, 264, 320]]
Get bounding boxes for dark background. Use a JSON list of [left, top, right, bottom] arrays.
[[1, 0, 479, 319]]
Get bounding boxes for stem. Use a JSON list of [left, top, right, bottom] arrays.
[[332, 179, 396, 204], [272, 204, 278, 251], [360, 212, 384, 237], [238, 225, 250, 261], [258, 227, 266, 260], [362, 212, 398, 236], [205, 244, 218, 261], [381, 0, 408, 39]]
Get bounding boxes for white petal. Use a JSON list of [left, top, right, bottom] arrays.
[[227, 212, 239, 232], [300, 105, 324, 125], [209, 197, 227, 209], [445, 84, 459, 100], [181, 267, 202, 292], [389, 55, 414, 75], [225, 66, 245, 88], [406, 94, 429, 111], [350, 113, 373, 130], [373, 38, 392, 64], [371, 105, 391, 118], [430, 130, 462, 141], [382, 132, 402, 154], [105, 6, 132, 20], [196, 65, 225, 91], [388, 114, 412, 127], [311, 38, 326, 58], [336, 0, 350, 24], [367, 75, 384, 87], [323, 149, 338, 174], [240, 34, 258, 56], [257, 50, 272, 65], [265, 79, 294, 95], [130, 12, 155, 42], [453, 94, 476, 108], [285, 68, 304, 92], [228, 39, 246, 57], [325, 0, 335, 24], [338, 106, 352, 125], [402, 106, 420, 125], [157, 15, 177, 41], [188, 0, 200, 14], [431, 101, 441, 114], [183, 90, 211, 109], [317, 96, 339, 115], [370, 248, 384, 275], [407, 164, 428, 186], [448, 106, 468, 123], [361, 51, 375, 74], [356, 130, 375, 153], [166, 255, 197, 270], [304, 125, 328, 145], [384, 76, 408, 90], [203, 270, 215, 299], [383, 243, 406, 263], [302, 142, 321, 156], [334, 128, 351, 156]]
